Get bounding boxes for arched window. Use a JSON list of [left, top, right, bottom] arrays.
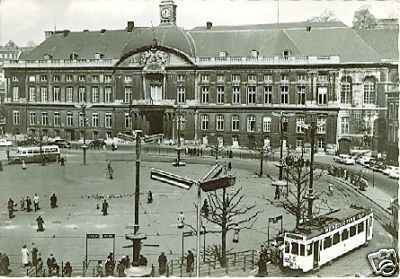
[[363, 77, 376, 104], [340, 76, 352, 104]]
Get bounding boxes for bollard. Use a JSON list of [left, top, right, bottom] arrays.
[[61, 261, 64, 277], [243, 255, 246, 271], [93, 267, 95, 277]]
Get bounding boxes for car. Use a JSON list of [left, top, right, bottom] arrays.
[[389, 167, 400, 179], [53, 139, 71, 149], [333, 154, 355, 165], [356, 156, 373, 166], [0, 138, 13, 147], [89, 139, 106, 149]]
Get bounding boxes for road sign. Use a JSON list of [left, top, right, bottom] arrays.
[[201, 164, 224, 182], [102, 234, 115, 239], [86, 234, 100, 239], [150, 168, 196, 190], [200, 175, 236, 192]]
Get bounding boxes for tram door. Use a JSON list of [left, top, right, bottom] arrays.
[[313, 241, 320, 269]]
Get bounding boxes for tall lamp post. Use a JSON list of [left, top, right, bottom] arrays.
[[174, 105, 185, 167], [74, 103, 92, 165]]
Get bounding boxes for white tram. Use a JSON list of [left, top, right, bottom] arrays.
[[283, 207, 373, 272]]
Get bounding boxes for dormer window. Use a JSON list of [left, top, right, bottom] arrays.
[[250, 50, 259, 58], [283, 49, 291, 60], [43, 54, 52, 60], [95, 53, 104, 60], [219, 51, 228, 58]]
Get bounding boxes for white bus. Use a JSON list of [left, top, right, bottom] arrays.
[[9, 145, 61, 164], [283, 206, 373, 272]]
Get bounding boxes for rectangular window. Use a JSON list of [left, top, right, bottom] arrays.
[[298, 87, 306, 105], [29, 112, 36, 126], [247, 115, 256, 132], [263, 74, 272, 82], [217, 86, 225, 104], [232, 87, 240, 104], [29, 87, 36, 102], [317, 116, 326, 134], [281, 74, 288, 81], [12, 86, 19, 101], [125, 113, 131, 129], [248, 74, 256, 82], [92, 87, 99, 103], [342, 229, 349, 241], [177, 74, 185, 82], [307, 244, 312, 256], [104, 75, 112, 83], [105, 113, 112, 128], [66, 87, 73, 102], [53, 87, 61, 102], [350, 225, 357, 237], [263, 116, 272, 132], [42, 112, 48, 126], [40, 75, 47, 82], [341, 82, 352, 103], [124, 87, 132, 104], [92, 75, 100, 82], [317, 138, 325, 149], [232, 74, 240, 82], [78, 75, 86, 82], [297, 74, 307, 81], [54, 112, 60, 126], [78, 87, 86, 102], [324, 237, 332, 249], [67, 112, 73, 126], [92, 113, 99, 127], [296, 117, 305, 133], [29, 75, 36, 82], [281, 86, 289, 104], [341, 117, 349, 134], [264, 86, 272, 104], [232, 115, 239, 131], [291, 242, 299, 255], [333, 233, 340, 245], [13, 111, 20, 125], [124, 75, 132, 83], [300, 244, 305, 256], [364, 82, 375, 104], [201, 86, 209, 103], [104, 87, 112, 103], [318, 74, 328, 81], [66, 75, 73, 82], [358, 221, 364, 233], [217, 75, 225, 82], [201, 115, 209, 130], [177, 87, 185, 104], [216, 115, 224, 131], [247, 86, 256, 104], [201, 74, 209, 83], [53, 75, 60, 82], [41, 87, 48, 102], [317, 87, 327, 105]]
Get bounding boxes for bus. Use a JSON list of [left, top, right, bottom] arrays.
[[282, 206, 373, 272], [9, 145, 61, 164]]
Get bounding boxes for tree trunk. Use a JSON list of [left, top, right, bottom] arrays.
[[259, 153, 264, 177], [221, 187, 227, 267]]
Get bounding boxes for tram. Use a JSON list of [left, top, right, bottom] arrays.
[[9, 145, 61, 164], [282, 206, 373, 272]]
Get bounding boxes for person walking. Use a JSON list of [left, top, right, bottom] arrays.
[[328, 183, 333, 196], [36, 257, 43, 277], [36, 216, 44, 232], [20, 196, 25, 211], [2, 253, 10, 275], [47, 254, 56, 275], [147, 191, 153, 204], [7, 198, 14, 219], [33, 194, 40, 211], [50, 193, 57, 208], [6, 147, 10, 161], [186, 250, 194, 273], [31, 244, 38, 266], [257, 257, 267, 277], [101, 199, 109, 216], [21, 245, 30, 267], [26, 196, 32, 212], [96, 260, 104, 277], [60, 157, 65, 166], [117, 260, 125, 277], [63, 261, 72, 277], [139, 255, 148, 266], [158, 252, 167, 275], [274, 185, 280, 200]]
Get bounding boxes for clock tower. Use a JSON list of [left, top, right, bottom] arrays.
[[159, 0, 177, 26]]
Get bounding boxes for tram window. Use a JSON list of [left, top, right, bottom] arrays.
[[350, 225, 356, 237], [358, 222, 364, 233], [300, 244, 305, 256], [323, 237, 332, 249], [342, 229, 349, 240], [285, 241, 289, 253], [333, 233, 340, 245], [291, 242, 299, 255], [307, 244, 312, 256]]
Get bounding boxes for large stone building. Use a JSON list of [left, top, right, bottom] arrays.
[[2, 0, 398, 152]]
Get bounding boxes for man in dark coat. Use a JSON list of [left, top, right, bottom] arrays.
[[186, 250, 194, 273], [257, 257, 267, 277], [102, 199, 109, 216], [50, 194, 57, 208], [7, 198, 14, 219], [26, 196, 32, 212], [1, 253, 10, 275], [31, 244, 39, 266], [47, 254, 56, 275], [139, 255, 148, 266], [36, 216, 44, 232], [158, 252, 167, 275], [117, 261, 125, 277]]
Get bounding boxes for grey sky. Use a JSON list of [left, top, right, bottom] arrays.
[[0, 0, 398, 46]]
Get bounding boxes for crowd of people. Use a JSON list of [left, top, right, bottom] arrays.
[[328, 164, 369, 190]]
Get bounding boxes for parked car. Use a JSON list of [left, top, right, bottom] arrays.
[[356, 156, 373, 166], [388, 167, 400, 179], [89, 139, 105, 149], [333, 154, 355, 165], [0, 138, 13, 147], [53, 139, 71, 149]]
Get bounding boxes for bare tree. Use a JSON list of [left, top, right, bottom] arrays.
[[308, 9, 337, 22], [248, 135, 271, 177], [353, 6, 377, 29], [201, 186, 262, 267]]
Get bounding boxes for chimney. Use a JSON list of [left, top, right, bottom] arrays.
[[127, 21, 134, 32], [44, 31, 53, 39], [306, 26, 312, 32], [206, 21, 212, 30], [63, 30, 70, 37]]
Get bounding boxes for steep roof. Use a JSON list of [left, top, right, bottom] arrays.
[[356, 29, 399, 60]]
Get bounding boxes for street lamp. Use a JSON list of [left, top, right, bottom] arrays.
[[173, 105, 186, 167], [74, 103, 92, 165]]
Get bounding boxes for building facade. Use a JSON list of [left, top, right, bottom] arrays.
[[2, 0, 398, 152]]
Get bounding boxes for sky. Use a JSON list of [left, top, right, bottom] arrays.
[[0, 0, 398, 46]]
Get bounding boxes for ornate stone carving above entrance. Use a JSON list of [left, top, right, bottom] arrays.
[[141, 48, 167, 71]]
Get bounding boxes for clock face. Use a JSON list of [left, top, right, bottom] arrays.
[[161, 8, 172, 19]]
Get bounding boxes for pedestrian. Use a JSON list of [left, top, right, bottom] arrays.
[[52, 261, 60, 277], [22, 160, 26, 170], [122, 255, 130, 268], [20, 196, 25, 211], [46, 254, 56, 274], [102, 199, 109, 216], [158, 252, 167, 275], [33, 194, 40, 211], [63, 261, 72, 277], [229, 149, 233, 158], [6, 147, 10, 161], [111, 143, 115, 151], [228, 161, 232, 170], [274, 185, 280, 200], [177, 211, 185, 229], [117, 260, 125, 277], [36, 257, 43, 277], [36, 216, 44, 232], [26, 196, 32, 212], [105, 257, 113, 276], [7, 198, 15, 219], [257, 257, 267, 277], [139, 255, 148, 266], [50, 193, 57, 208], [201, 199, 209, 218], [21, 245, 30, 267], [147, 191, 153, 204], [328, 183, 333, 196], [60, 157, 65, 166], [31, 243, 38, 266], [2, 253, 10, 275], [186, 250, 194, 273]]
